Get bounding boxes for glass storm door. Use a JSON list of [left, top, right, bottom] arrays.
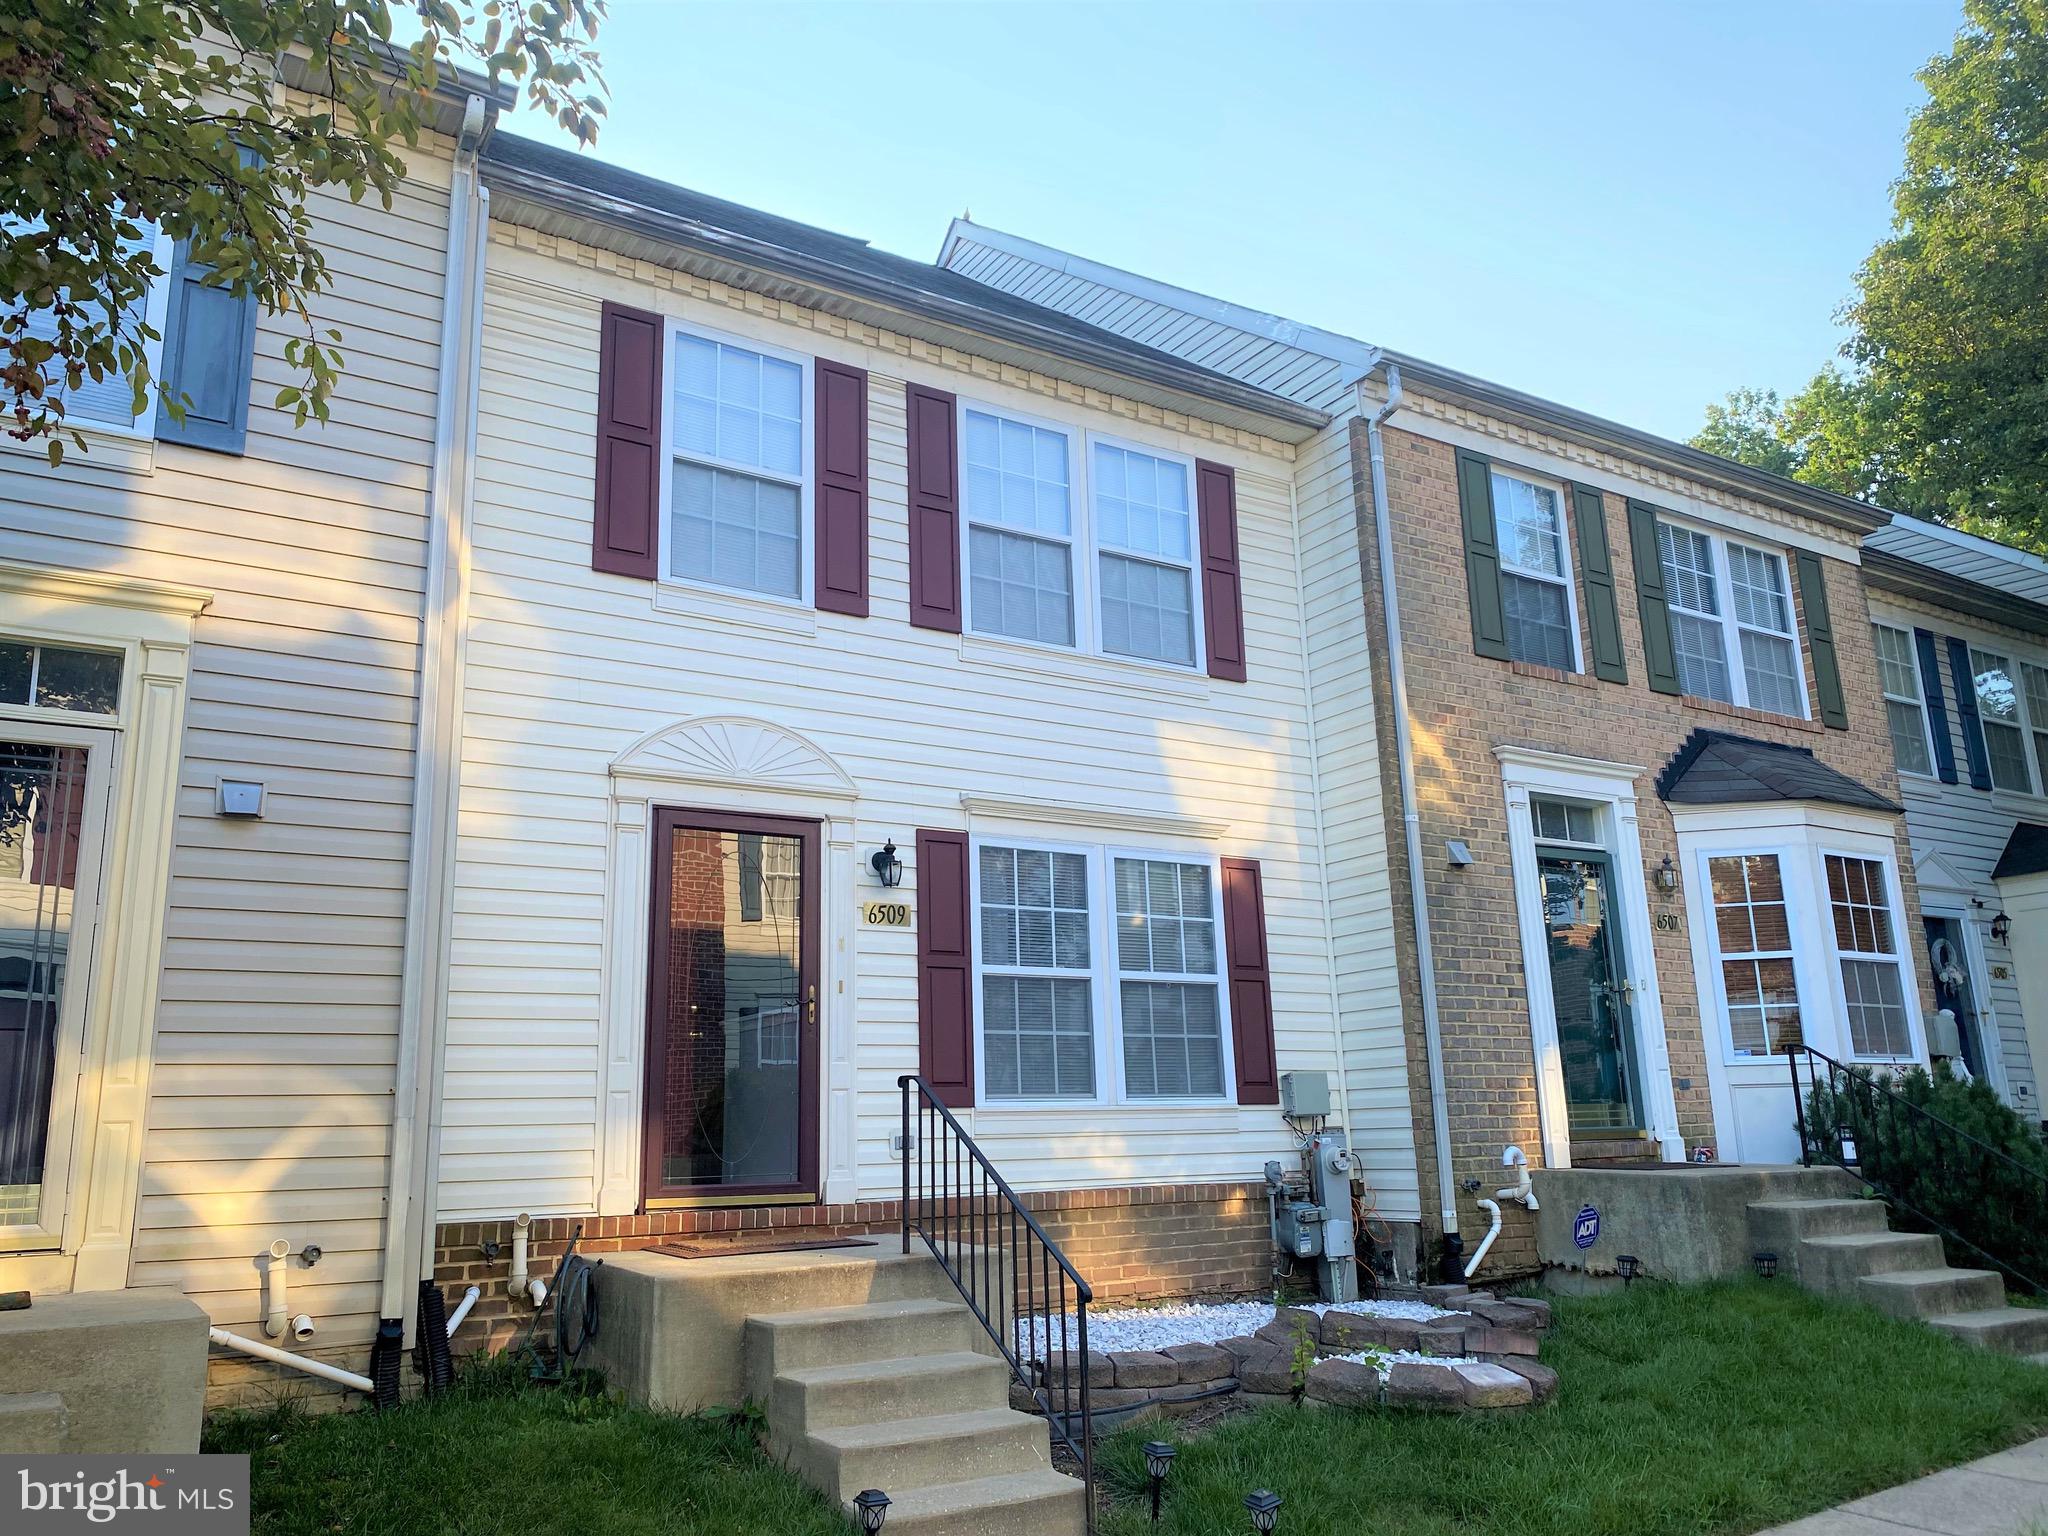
[[1539, 848, 1645, 1133], [0, 727, 109, 1248], [1924, 915, 1989, 1078], [643, 809, 820, 1205]]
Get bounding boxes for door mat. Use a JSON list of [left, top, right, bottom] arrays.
[[644, 1236, 877, 1259]]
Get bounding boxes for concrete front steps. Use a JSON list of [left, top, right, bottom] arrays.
[[1748, 1194, 2048, 1359], [743, 1256, 1085, 1536]]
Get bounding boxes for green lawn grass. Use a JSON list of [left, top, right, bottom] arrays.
[[1096, 1279, 2048, 1536], [203, 1357, 850, 1536]]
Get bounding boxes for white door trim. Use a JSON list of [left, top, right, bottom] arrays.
[[1495, 747, 1684, 1168]]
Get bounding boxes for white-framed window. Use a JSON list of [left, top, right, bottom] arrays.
[[1656, 521, 1807, 717], [1093, 439, 1198, 667], [2021, 662, 2048, 794], [661, 320, 812, 602], [1871, 624, 1934, 778], [959, 401, 1208, 673], [12, 217, 173, 438], [1824, 854, 1913, 1059], [1969, 647, 2033, 794], [0, 640, 122, 717], [1704, 852, 1804, 1058], [1491, 468, 1580, 672], [972, 836, 1231, 1104], [964, 407, 1077, 649], [752, 1004, 800, 1068], [1530, 795, 1601, 847]]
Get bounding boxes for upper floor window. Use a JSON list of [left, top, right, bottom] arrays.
[[667, 326, 808, 600], [1969, 648, 2033, 793], [13, 216, 171, 437], [1871, 624, 1933, 777], [964, 410, 1075, 648], [1491, 469, 1578, 671], [1094, 444, 1195, 667], [0, 641, 121, 716], [1657, 523, 1805, 717]]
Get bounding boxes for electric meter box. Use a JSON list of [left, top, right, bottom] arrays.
[[1279, 1070, 1331, 1118]]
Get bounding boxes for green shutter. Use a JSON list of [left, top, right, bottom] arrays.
[[1572, 483, 1627, 684], [1626, 499, 1682, 696], [1796, 549, 1849, 729], [1456, 449, 1509, 661]]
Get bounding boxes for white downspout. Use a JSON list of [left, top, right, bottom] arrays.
[[379, 92, 492, 1333], [1357, 363, 1462, 1264]]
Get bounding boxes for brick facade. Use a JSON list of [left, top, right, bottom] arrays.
[[1352, 414, 1929, 1273]]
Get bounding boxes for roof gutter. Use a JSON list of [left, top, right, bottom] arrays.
[[1356, 361, 1463, 1267], [1383, 352, 1891, 539], [1862, 546, 2048, 634], [482, 165, 1329, 438]]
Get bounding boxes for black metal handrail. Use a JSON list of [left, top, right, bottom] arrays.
[[899, 1074, 1093, 1525], [1788, 1044, 2048, 1297]]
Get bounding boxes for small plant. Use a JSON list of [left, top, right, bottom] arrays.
[[1287, 1316, 1318, 1404]]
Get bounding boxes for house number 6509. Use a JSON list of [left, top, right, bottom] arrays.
[[862, 902, 912, 928]]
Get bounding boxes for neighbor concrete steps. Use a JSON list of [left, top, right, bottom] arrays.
[[745, 1254, 1085, 1536], [1748, 1195, 2048, 1358]]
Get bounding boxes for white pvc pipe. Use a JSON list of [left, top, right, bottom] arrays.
[[509, 1213, 532, 1303], [1464, 1199, 1503, 1280], [446, 1284, 480, 1337], [209, 1327, 373, 1395], [263, 1239, 291, 1339]]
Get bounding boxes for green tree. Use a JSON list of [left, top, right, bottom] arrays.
[[1691, 387, 1804, 480], [1, 1, 606, 462], [1693, 0, 2048, 549]]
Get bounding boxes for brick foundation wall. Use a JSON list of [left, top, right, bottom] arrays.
[[1351, 414, 1930, 1274], [432, 1182, 1271, 1357]]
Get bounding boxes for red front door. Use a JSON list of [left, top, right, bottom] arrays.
[[642, 808, 821, 1205]]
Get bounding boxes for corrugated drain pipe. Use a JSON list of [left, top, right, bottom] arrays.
[[1357, 361, 1462, 1275]]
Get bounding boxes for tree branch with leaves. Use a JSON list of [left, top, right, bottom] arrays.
[[0, 1, 606, 463]]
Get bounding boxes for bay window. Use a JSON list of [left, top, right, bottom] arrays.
[[1705, 853, 1803, 1057], [974, 839, 1230, 1103], [1825, 855, 1913, 1058]]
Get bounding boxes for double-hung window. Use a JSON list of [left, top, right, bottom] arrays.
[[964, 410, 1076, 647], [974, 839, 1230, 1103], [1969, 648, 2033, 793], [1871, 624, 1933, 777], [1825, 855, 1913, 1058], [668, 326, 808, 600], [1491, 468, 1578, 671], [11, 215, 172, 436], [1657, 523, 1805, 716], [1705, 853, 1803, 1057], [1094, 443, 1196, 666], [2024, 663, 2048, 792]]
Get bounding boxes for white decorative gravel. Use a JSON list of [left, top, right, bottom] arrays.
[[1015, 1297, 1457, 1356]]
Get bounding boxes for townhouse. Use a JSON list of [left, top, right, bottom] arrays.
[[1862, 515, 2048, 1114], [940, 223, 1935, 1273]]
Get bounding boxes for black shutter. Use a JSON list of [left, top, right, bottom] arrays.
[[155, 240, 258, 454], [1626, 500, 1682, 695], [1948, 635, 1993, 791], [1794, 550, 1849, 729], [1572, 483, 1627, 683], [1455, 449, 1508, 660], [1916, 627, 1958, 784]]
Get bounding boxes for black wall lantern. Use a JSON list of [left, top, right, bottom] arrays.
[[1992, 910, 2013, 946], [870, 840, 904, 888]]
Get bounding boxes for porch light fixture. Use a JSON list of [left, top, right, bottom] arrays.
[[1753, 1251, 1779, 1279], [1143, 1440, 1177, 1523], [1615, 1254, 1641, 1287], [1992, 911, 2013, 945], [1245, 1489, 1283, 1534], [853, 1489, 891, 1534], [1655, 856, 1678, 892], [869, 840, 904, 888]]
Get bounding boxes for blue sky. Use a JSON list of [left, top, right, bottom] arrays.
[[501, 0, 1963, 442]]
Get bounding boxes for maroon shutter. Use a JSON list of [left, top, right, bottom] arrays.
[[907, 384, 962, 632], [1196, 459, 1247, 681], [916, 829, 974, 1106], [592, 301, 663, 579], [1221, 856, 1278, 1104], [815, 360, 869, 615]]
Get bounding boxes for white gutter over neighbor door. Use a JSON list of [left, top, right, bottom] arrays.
[[379, 94, 492, 1333]]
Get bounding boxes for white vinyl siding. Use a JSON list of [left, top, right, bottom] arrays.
[[1657, 522, 1806, 717], [1970, 648, 2033, 793], [667, 326, 807, 599], [1872, 623, 1933, 778], [1490, 469, 1577, 672]]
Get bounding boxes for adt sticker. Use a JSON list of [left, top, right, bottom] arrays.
[[1573, 1204, 1601, 1250]]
